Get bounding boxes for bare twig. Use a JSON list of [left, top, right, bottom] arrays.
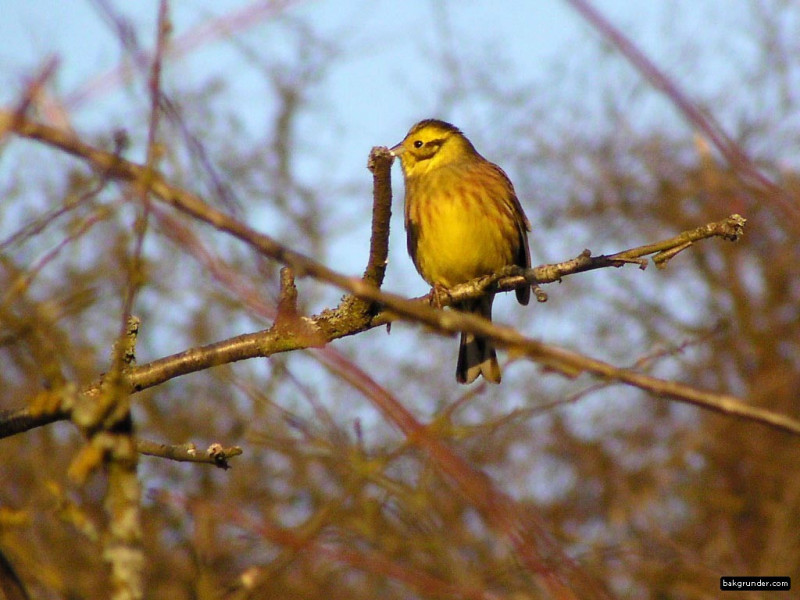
[[456, 214, 747, 302], [363, 146, 394, 286], [275, 267, 299, 323], [0, 57, 59, 142], [137, 439, 242, 469]]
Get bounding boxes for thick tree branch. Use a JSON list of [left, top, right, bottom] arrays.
[[2, 113, 797, 442]]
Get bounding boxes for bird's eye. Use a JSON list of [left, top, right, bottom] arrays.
[[413, 140, 424, 148]]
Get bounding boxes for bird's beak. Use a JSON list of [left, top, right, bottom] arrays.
[[389, 142, 405, 157]]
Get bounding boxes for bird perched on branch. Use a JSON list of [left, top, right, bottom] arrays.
[[390, 119, 531, 384]]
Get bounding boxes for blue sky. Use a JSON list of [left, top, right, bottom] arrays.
[[1, 0, 720, 144], [1, 0, 752, 178], [1, 0, 756, 203]]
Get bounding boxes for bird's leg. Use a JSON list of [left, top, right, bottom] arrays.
[[429, 283, 451, 309]]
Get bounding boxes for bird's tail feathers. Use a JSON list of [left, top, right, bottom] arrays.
[[455, 295, 500, 384]]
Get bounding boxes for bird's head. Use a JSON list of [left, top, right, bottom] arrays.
[[390, 119, 477, 178]]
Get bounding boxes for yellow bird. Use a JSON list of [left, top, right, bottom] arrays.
[[390, 119, 531, 384]]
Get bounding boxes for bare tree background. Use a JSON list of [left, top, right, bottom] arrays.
[[1, 1, 798, 598]]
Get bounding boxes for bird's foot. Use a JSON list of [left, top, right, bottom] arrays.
[[429, 284, 451, 309]]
